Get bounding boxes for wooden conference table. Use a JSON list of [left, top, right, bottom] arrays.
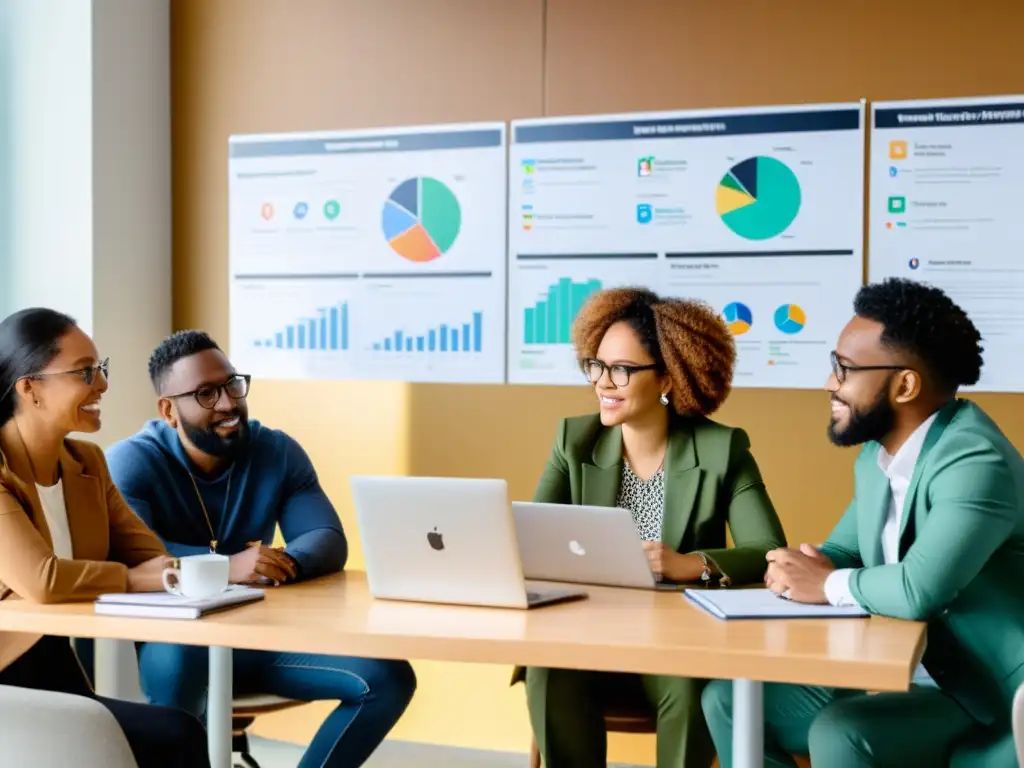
[[0, 571, 925, 768]]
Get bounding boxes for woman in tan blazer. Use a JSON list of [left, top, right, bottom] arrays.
[[0, 307, 210, 768]]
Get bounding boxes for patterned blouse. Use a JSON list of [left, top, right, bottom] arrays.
[[616, 459, 666, 542]]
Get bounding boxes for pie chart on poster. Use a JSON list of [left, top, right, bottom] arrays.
[[381, 177, 462, 262], [774, 304, 806, 335], [722, 302, 753, 335], [716, 156, 801, 240]]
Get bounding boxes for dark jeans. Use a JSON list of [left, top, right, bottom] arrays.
[[134, 642, 416, 768], [2, 636, 209, 768]]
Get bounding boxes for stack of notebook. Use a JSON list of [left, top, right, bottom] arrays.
[[94, 585, 265, 620]]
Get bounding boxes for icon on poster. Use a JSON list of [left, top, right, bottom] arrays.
[[889, 140, 908, 160]]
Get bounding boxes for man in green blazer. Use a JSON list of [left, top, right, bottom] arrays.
[[702, 278, 1024, 767]]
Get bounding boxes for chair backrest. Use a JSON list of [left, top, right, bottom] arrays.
[[0, 684, 138, 767], [1013, 681, 1024, 765]]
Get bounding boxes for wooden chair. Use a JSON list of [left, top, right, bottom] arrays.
[[231, 694, 304, 768], [527, 705, 657, 768]]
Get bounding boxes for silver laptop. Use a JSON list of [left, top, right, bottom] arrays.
[[513, 501, 681, 590], [351, 476, 587, 609]]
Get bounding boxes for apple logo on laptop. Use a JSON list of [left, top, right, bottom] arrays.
[[427, 527, 445, 551], [568, 540, 586, 557]]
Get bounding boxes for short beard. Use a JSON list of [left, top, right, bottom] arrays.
[[181, 414, 251, 458], [828, 389, 895, 448]]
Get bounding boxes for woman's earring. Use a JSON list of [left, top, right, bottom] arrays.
[[659, 393, 669, 406]]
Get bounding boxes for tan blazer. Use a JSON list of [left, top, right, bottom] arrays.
[[0, 422, 166, 673]]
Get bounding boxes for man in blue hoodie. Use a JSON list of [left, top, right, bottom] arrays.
[[105, 330, 416, 768]]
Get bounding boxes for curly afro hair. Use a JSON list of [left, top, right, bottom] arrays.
[[572, 287, 736, 416], [853, 278, 983, 395], [148, 330, 221, 393]]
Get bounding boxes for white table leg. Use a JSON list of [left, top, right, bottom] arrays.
[[92, 638, 118, 698], [733, 678, 764, 768], [93, 638, 143, 701], [208, 646, 233, 768]]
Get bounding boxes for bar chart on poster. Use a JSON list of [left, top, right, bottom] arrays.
[[510, 254, 660, 383], [228, 122, 507, 383], [868, 95, 1024, 392], [508, 103, 865, 387]]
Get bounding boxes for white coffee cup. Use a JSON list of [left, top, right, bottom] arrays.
[[162, 554, 230, 599]]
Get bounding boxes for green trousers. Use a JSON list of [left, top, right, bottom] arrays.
[[701, 679, 1014, 767], [525, 667, 715, 768]]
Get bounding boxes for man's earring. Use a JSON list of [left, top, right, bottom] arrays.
[[659, 393, 669, 406]]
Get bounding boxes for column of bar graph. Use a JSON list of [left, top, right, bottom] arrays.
[[255, 302, 350, 351], [523, 277, 602, 344], [371, 312, 484, 353]]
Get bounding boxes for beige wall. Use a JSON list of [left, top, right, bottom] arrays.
[[171, 1, 1024, 762]]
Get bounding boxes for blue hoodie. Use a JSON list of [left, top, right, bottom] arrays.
[[106, 419, 347, 579]]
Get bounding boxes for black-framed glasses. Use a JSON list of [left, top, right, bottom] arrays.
[[581, 358, 659, 387], [32, 358, 109, 387], [166, 374, 251, 409], [830, 351, 908, 384]]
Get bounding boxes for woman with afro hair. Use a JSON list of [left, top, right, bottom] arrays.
[[518, 287, 787, 768]]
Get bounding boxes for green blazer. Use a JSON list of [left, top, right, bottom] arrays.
[[819, 400, 1024, 736], [533, 412, 786, 587], [511, 413, 786, 686]]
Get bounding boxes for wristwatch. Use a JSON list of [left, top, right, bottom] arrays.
[[696, 552, 713, 584], [696, 552, 731, 588]]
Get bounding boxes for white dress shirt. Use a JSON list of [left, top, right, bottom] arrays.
[[824, 413, 939, 685], [36, 479, 73, 559]]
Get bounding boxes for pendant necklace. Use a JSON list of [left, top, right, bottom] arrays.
[[187, 466, 233, 553]]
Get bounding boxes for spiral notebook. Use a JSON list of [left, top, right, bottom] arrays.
[[94, 585, 265, 620], [684, 588, 870, 620]]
